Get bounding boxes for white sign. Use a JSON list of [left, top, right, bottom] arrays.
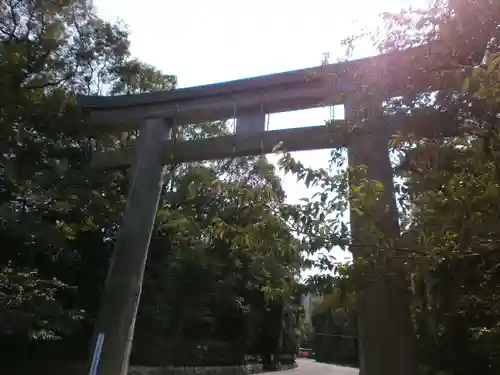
[[89, 333, 105, 375]]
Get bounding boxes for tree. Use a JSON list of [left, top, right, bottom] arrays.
[[0, 1, 304, 370], [0, 0, 178, 365], [276, 1, 500, 374], [132, 155, 303, 367]]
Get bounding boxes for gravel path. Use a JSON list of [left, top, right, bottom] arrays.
[[271, 359, 358, 375]]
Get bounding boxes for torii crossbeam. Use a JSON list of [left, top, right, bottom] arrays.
[[78, 41, 461, 375]]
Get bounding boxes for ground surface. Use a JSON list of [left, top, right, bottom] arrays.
[[275, 359, 358, 375]]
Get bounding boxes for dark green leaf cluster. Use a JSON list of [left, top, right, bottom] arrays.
[[0, 0, 304, 367]]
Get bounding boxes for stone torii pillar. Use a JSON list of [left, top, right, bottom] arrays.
[[346, 103, 417, 375], [88, 118, 173, 375]]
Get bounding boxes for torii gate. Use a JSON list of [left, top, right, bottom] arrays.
[[78, 42, 460, 375]]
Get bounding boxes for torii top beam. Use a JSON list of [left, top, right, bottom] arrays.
[[77, 41, 458, 133]]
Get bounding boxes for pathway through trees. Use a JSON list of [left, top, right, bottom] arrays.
[[287, 359, 358, 375]]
